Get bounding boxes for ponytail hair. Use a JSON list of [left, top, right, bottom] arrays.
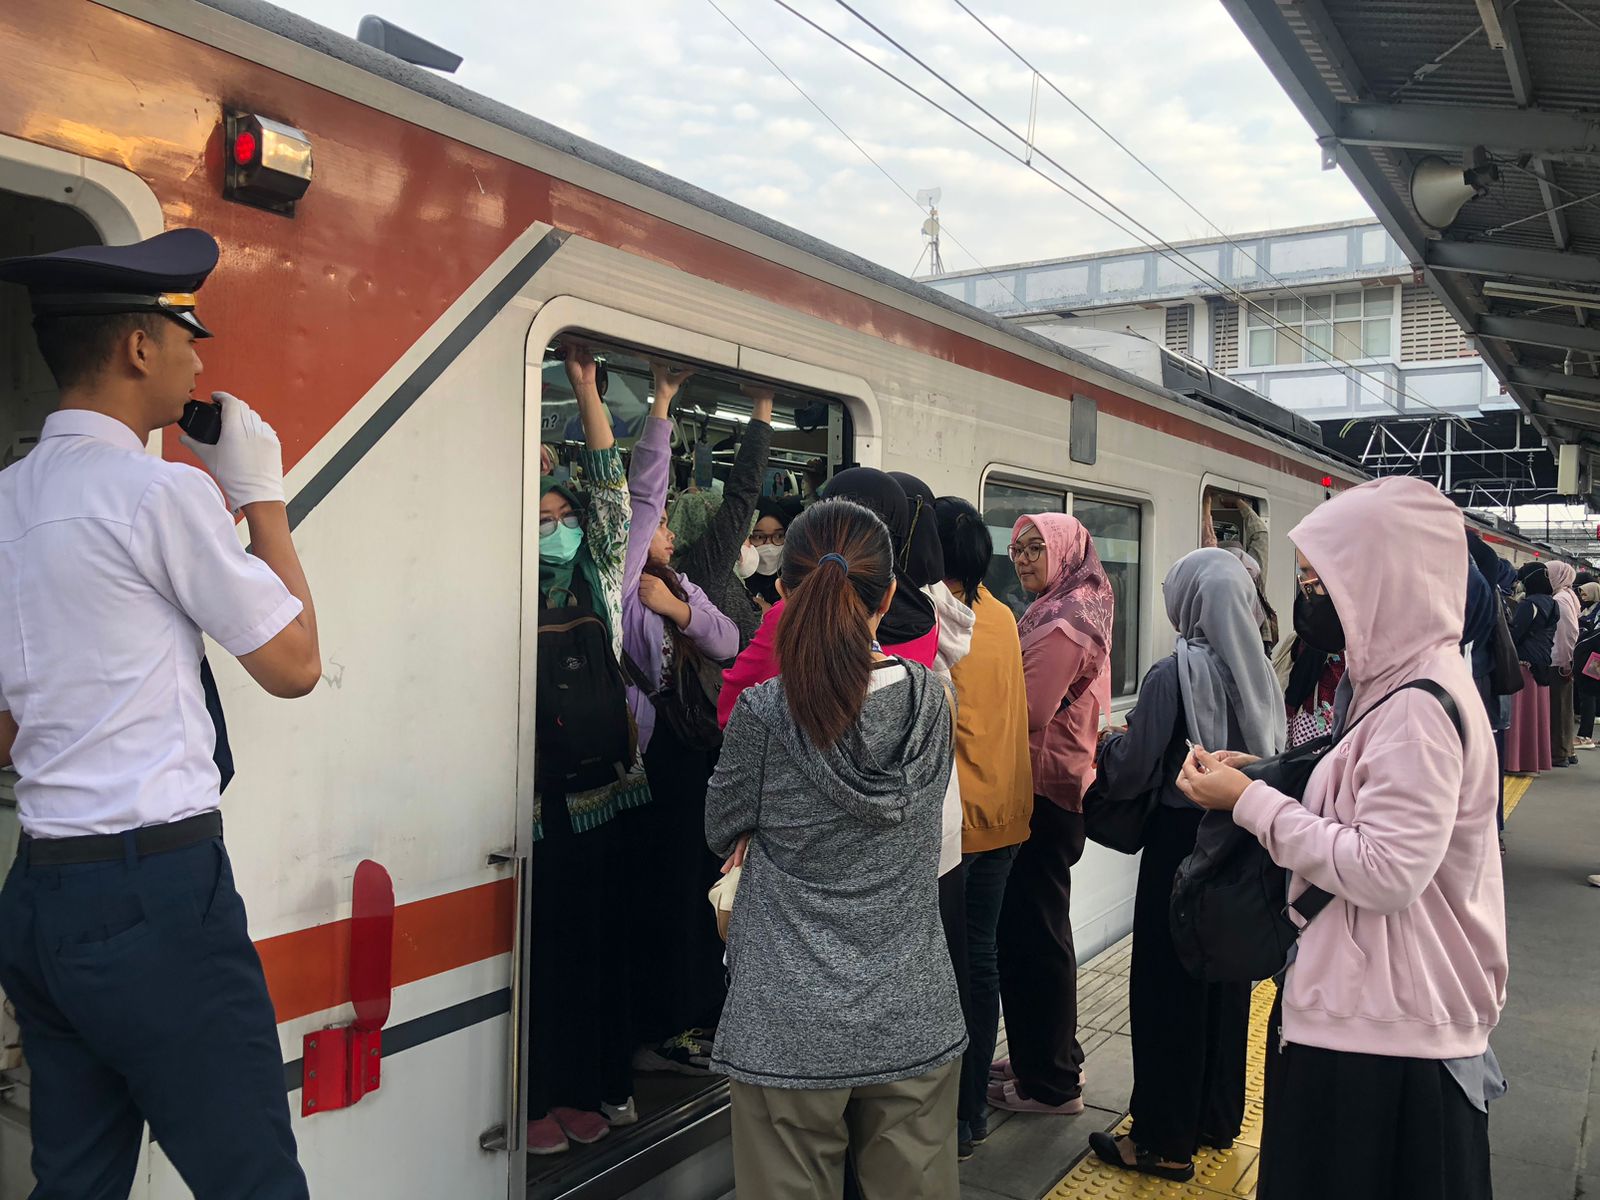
[[775, 499, 896, 749], [933, 495, 992, 606]]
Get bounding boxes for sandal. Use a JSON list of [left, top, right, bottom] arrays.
[[988, 1057, 1085, 1087], [1087, 1131, 1195, 1182], [986, 1077, 1084, 1114]]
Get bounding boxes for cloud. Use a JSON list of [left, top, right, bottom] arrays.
[[266, 0, 1370, 277]]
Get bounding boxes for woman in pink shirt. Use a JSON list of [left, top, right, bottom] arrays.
[[1179, 478, 1506, 1200], [987, 513, 1113, 1115]]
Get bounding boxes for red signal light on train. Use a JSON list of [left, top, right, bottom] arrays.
[[232, 129, 258, 166], [1319, 475, 1332, 488], [223, 111, 313, 216]]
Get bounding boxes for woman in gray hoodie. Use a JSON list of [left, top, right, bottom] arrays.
[[706, 498, 968, 1199]]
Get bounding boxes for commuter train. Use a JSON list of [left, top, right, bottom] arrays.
[[0, 2, 1558, 1197]]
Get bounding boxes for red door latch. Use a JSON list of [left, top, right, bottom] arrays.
[[303, 859, 395, 1117]]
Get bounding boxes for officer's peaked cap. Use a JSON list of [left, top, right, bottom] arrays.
[[0, 228, 219, 338]]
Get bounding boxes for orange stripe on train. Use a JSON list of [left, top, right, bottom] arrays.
[[255, 877, 516, 1024]]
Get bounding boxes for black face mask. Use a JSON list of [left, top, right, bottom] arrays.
[[1294, 589, 1346, 654]]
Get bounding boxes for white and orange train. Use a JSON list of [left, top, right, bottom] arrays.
[[0, 2, 1556, 1197]]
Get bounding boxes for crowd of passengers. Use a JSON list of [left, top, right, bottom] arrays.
[[533, 340, 1514, 1200]]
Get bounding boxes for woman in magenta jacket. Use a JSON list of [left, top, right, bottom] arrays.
[[987, 512, 1113, 1115], [1179, 477, 1507, 1200]]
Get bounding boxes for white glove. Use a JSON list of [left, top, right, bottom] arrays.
[[180, 391, 286, 512]]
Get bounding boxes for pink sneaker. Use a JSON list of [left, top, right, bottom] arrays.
[[986, 1078, 1085, 1115], [551, 1107, 611, 1145], [527, 1116, 570, 1156]]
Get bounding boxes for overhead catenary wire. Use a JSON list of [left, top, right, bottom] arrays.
[[819, 0, 1477, 428], [777, 0, 1511, 452], [948, 0, 1436, 390], [702, 0, 1026, 307]]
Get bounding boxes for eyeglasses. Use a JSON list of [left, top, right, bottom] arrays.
[[1007, 541, 1046, 564], [539, 514, 581, 537], [1296, 567, 1326, 599], [750, 531, 785, 547]]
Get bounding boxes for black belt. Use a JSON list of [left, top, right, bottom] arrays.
[[22, 810, 223, 867]]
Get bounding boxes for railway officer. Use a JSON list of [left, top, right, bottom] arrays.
[[0, 229, 318, 1199]]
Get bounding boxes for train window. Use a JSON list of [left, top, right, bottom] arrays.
[[980, 478, 1142, 698], [1072, 497, 1142, 698], [1202, 486, 1269, 581], [538, 338, 846, 501]]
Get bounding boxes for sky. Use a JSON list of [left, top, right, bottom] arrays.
[[270, 0, 1373, 279]]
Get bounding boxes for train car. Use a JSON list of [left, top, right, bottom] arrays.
[[0, 1, 1557, 1197]]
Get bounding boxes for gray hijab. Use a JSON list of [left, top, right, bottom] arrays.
[[1165, 548, 1287, 758]]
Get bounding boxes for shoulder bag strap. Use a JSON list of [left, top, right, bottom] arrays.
[[1288, 678, 1463, 925]]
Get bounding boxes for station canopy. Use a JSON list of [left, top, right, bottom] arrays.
[[1223, 0, 1600, 496]]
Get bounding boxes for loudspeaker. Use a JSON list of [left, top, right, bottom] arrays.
[[1557, 442, 1581, 495]]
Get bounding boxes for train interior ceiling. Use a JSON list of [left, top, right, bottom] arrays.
[[538, 336, 850, 505]]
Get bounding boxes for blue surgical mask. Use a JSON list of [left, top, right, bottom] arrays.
[[540, 522, 583, 564]]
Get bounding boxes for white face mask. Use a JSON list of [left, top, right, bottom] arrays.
[[734, 542, 760, 580], [755, 543, 784, 575]]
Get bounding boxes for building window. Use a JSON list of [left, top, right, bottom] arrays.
[[980, 479, 1142, 698], [1244, 288, 1394, 367]]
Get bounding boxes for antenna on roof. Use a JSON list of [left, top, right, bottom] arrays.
[[357, 16, 463, 73], [916, 188, 944, 276]]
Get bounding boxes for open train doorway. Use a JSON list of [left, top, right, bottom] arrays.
[[0, 185, 105, 1199], [524, 328, 856, 1199]]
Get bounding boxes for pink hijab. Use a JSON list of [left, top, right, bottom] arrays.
[[1012, 512, 1115, 667], [1548, 561, 1577, 592]]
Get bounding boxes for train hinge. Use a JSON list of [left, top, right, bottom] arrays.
[[302, 1025, 383, 1116]]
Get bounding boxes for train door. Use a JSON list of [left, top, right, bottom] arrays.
[[0, 142, 170, 1200], [516, 302, 862, 1198]]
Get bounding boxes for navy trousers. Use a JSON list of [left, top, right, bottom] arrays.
[[0, 835, 307, 1200]]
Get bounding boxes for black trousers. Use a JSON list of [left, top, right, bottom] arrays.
[[0, 836, 307, 1200], [1259, 999, 1491, 1200], [1128, 806, 1249, 1161], [627, 723, 725, 1043], [528, 796, 634, 1117], [995, 800, 1085, 1106], [958, 844, 1018, 1137], [1578, 676, 1599, 740]]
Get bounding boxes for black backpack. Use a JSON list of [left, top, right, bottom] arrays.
[[536, 574, 637, 795], [1169, 679, 1462, 984], [622, 641, 726, 754]]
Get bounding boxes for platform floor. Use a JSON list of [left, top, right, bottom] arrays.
[[960, 765, 1600, 1200]]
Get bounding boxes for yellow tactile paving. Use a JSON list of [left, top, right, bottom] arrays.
[[1044, 773, 1533, 1200], [1043, 983, 1277, 1200], [1503, 773, 1533, 818]]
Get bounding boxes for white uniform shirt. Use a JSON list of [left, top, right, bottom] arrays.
[[0, 410, 301, 838]]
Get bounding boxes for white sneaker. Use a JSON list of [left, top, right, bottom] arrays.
[[1578, 738, 1598, 750], [1587, 875, 1600, 888], [602, 1096, 638, 1126]]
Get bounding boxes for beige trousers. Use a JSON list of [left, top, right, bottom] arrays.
[[728, 1058, 959, 1199]]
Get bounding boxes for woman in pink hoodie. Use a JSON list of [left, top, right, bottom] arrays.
[[1178, 477, 1507, 1200]]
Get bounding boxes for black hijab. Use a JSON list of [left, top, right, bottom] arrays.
[[887, 471, 946, 588], [745, 497, 802, 605], [1520, 561, 1553, 596], [1466, 530, 1500, 590], [820, 467, 936, 646]]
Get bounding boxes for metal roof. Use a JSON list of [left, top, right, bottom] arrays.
[[1222, 0, 1600, 475]]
